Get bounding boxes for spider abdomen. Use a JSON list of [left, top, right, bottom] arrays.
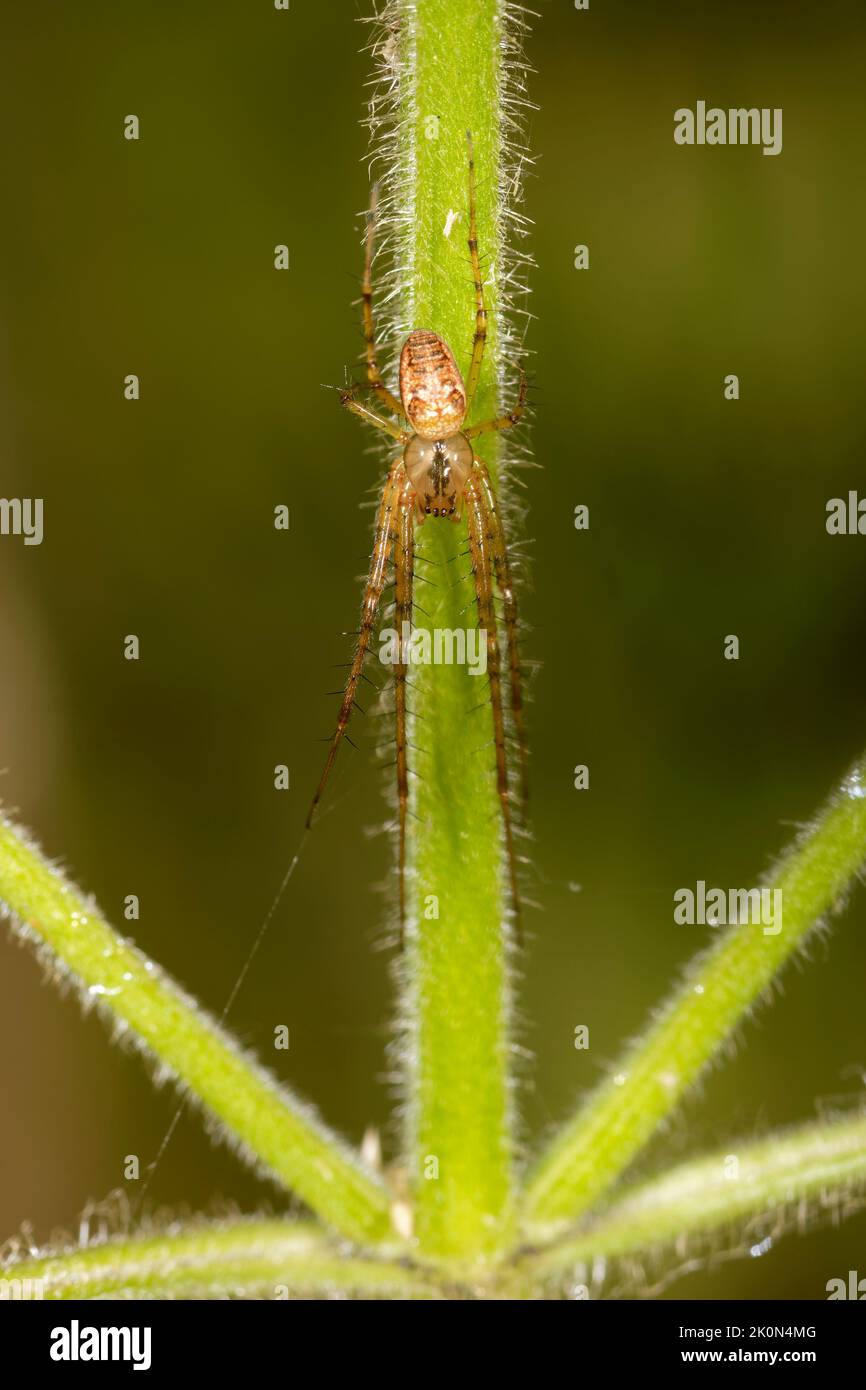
[[399, 330, 467, 440]]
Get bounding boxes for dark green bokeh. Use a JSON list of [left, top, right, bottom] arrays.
[[1, 1, 864, 1298]]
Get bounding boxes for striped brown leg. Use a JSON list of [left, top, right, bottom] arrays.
[[307, 459, 407, 828], [472, 460, 529, 809], [361, 186, 404, 418], [463, 368, 528, 442], [465, 470, 522, 940], [393, 479, 415, 944], [464, 132, 488, 420], [339, 387, 407, 441]]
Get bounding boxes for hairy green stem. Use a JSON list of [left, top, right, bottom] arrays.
[[0, 814, 392, 1245], [521, 1113, 866, 1285], [2, 1220, 434, 1300], [384, 0, 523, 1258], [525, 752, 866, 1230]]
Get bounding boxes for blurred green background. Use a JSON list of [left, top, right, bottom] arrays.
[[1, 0, 865, 1298]]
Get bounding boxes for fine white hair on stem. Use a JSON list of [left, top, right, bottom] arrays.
[[360, 0, 539, 1259]]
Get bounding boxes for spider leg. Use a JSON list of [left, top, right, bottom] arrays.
[[339, 386, 409, 442], [307, 459, 407, 828], [464, 470, 523, 941], [472, 459, 529, 810], [393, 479, 415, 945], [361, 186, 405, 419], [464, 131, 488, 420], [463, 368, 527, 441]]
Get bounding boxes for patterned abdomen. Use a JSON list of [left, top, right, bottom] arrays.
[[399, 330, 467, 440]]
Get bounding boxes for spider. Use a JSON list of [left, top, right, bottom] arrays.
[[306, 134, 528, 943]]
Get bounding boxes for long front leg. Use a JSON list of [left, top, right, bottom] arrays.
[[464, 131, 488, 421], [307, 460, 407, 828], [471, 460, 529, 810], [393, 481, 415, 945], [339, 387, 409, 442], [463, 368, 527, 441], [465, 472, 523, 940]]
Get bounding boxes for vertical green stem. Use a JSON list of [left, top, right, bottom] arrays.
[[389, 0, 519, 1258]]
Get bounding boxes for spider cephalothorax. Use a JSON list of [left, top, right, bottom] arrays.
[[404, 436, 472, 517], [308, 136, 528, 943]]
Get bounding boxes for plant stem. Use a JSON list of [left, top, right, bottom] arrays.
[[524, 752, 866, 1231], [3, 1219, 435, 1300], [383, 0, 524, 1260], [0, 813, 392, 1245], [520, 1113, 866, 1285]]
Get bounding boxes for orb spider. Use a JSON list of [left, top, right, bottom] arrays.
[[307, 135, 528, 943]]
